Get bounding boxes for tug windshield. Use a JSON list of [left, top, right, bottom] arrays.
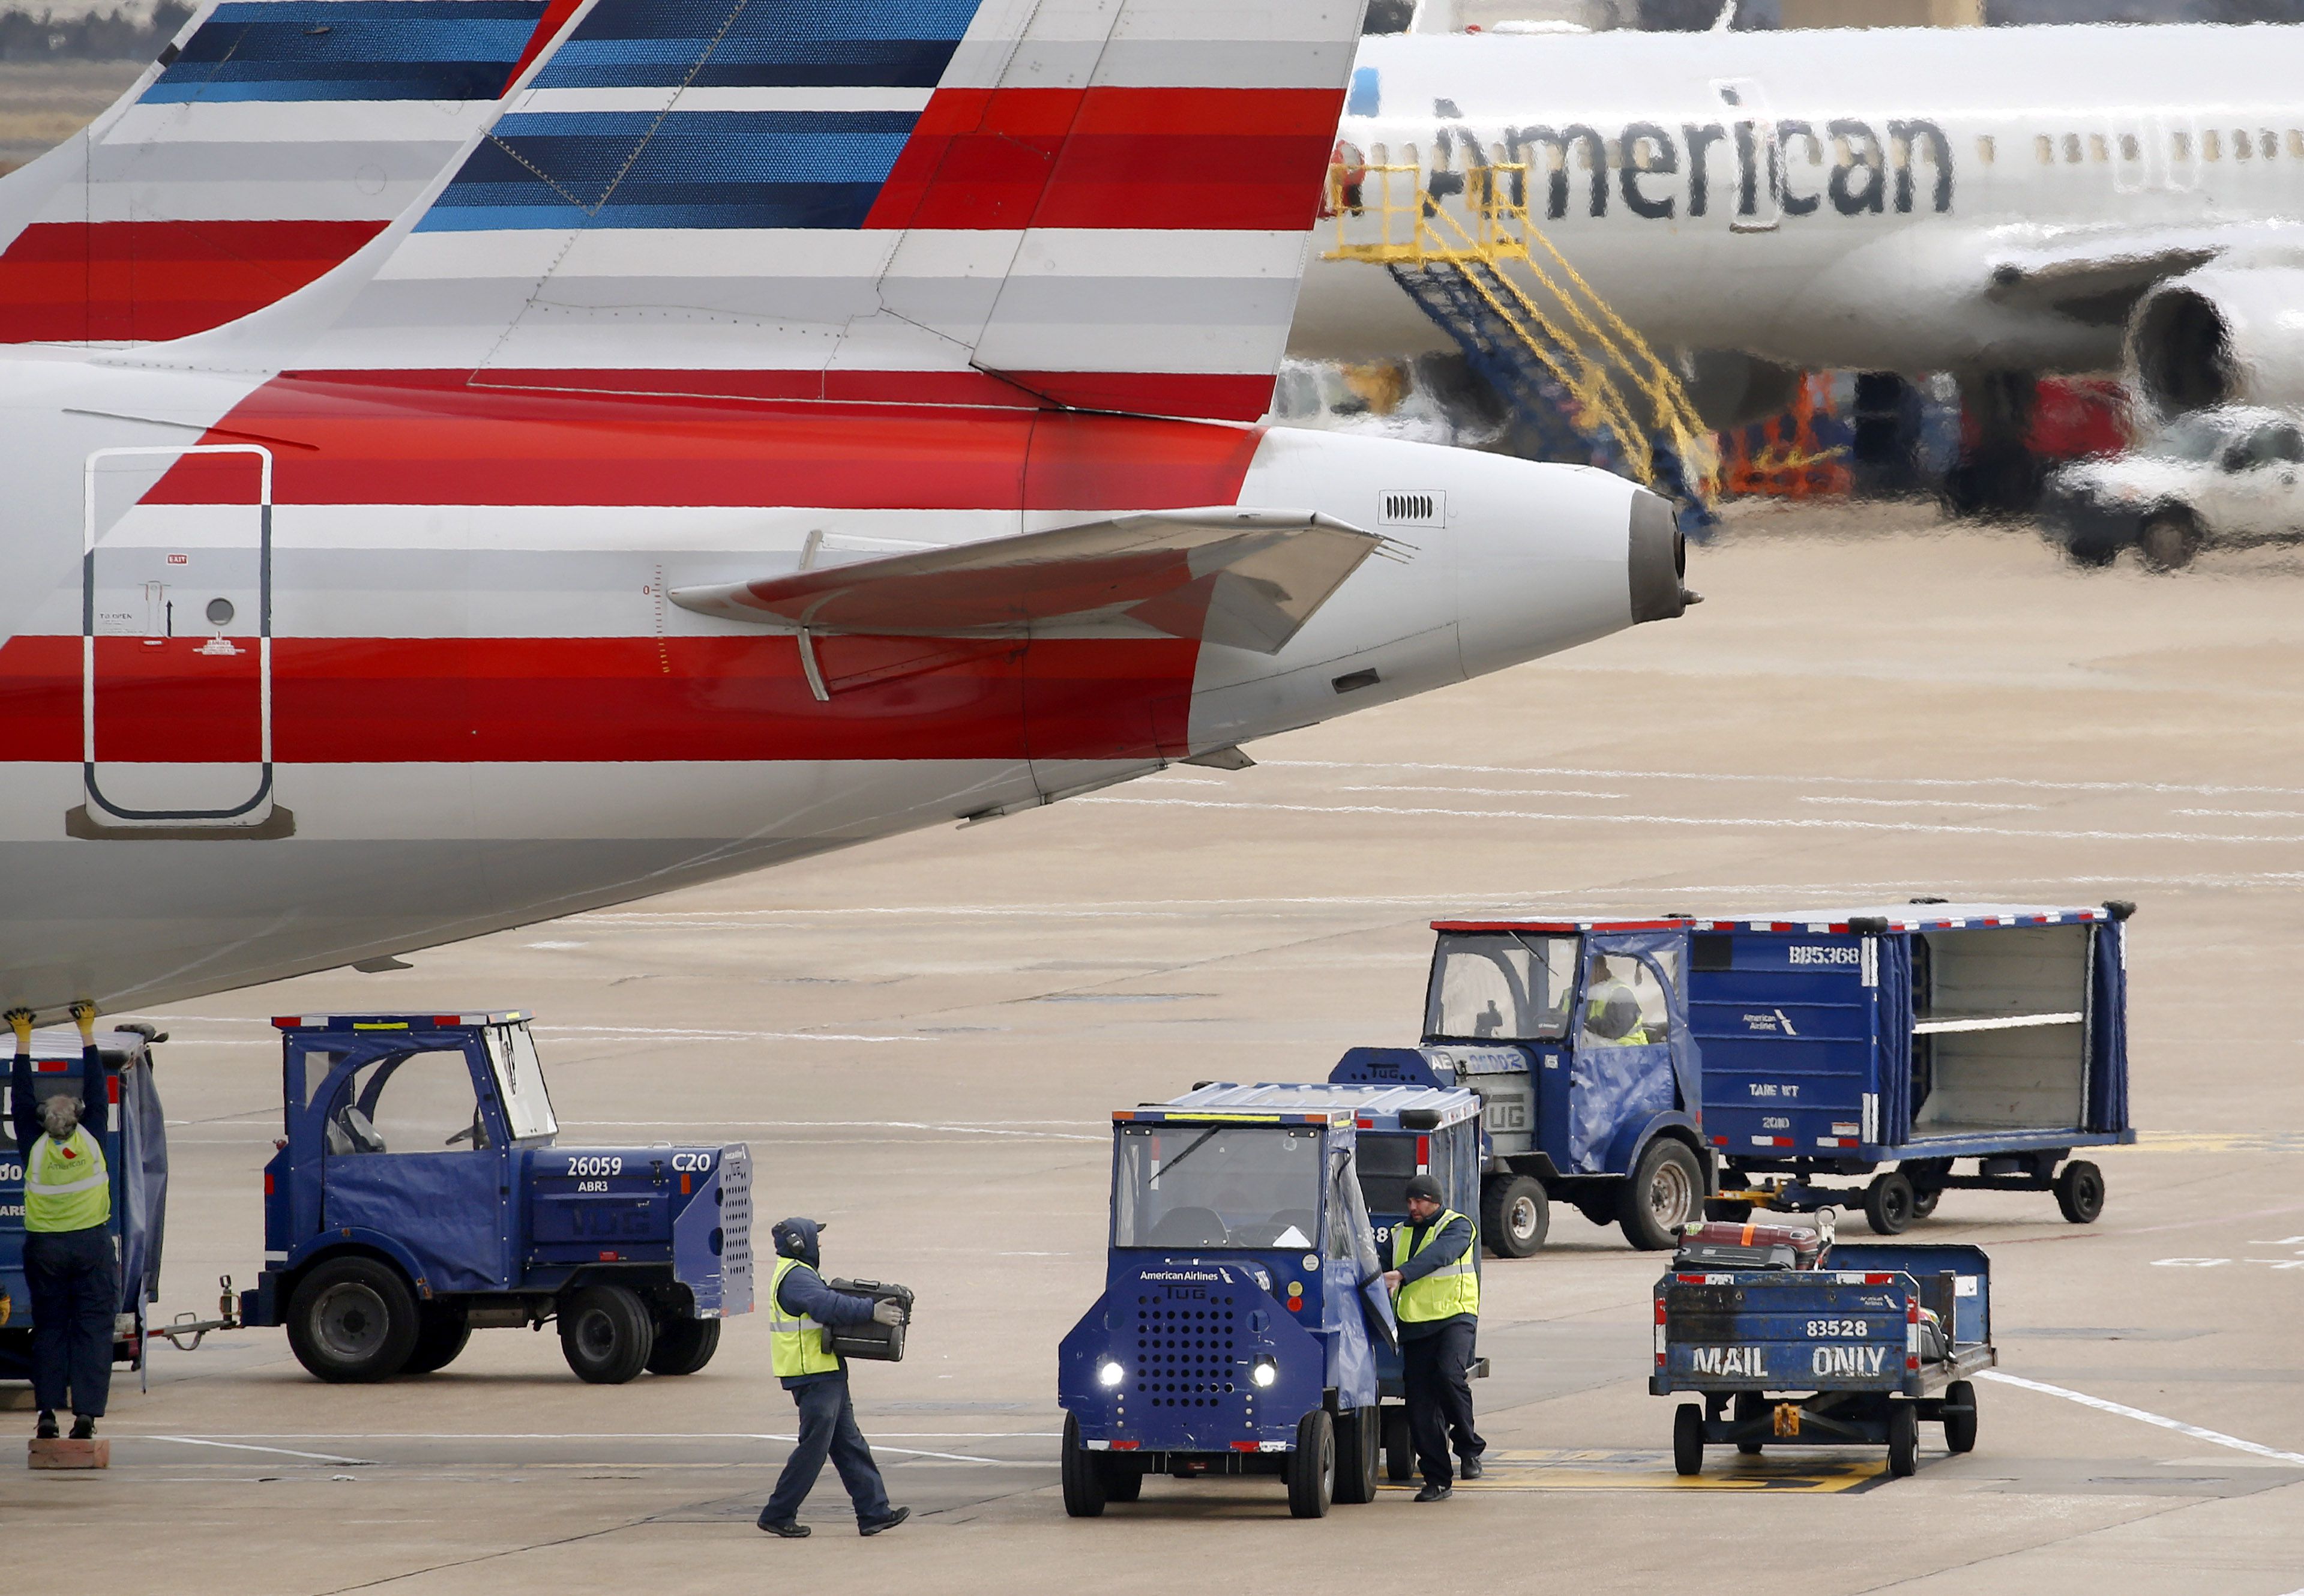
[[1113, 1125, 1325, 1250], [1425, 932, 1579, 1043]]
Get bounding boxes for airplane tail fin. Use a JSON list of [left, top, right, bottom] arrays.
[[227, 0, 1368, 421], [0, 0, 583, 345]]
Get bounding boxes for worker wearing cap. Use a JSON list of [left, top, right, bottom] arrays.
[[1581, 957, 1650, 1046], [757, 1216, 911, 1539], [6, 1002, 116, 1442], [1383, 1173, 1485, 1501]]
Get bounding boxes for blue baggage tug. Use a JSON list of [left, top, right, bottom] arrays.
[[1335, 916, 1713, 1254], [1653, 1238, 1997, 1479], [1057, 1089, 1404, 1518], [0, 1024, 171, 1385], [242, 1013, 751, 1384]]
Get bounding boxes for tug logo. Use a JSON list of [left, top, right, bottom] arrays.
[[1688, 1345, 1767, 1377]]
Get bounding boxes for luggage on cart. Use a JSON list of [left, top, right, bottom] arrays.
[[1671, 1217, 1830, 1272]]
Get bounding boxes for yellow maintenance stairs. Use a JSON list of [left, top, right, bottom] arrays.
[[1325, 161, 1719, 512]]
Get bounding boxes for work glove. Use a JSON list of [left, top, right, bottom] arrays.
[[870, 1299, 907, 1327], [4, 1008, 31, 1047], [69, 1001, 97, 1041]]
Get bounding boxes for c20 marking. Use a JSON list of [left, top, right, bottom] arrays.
[[567, 1155, 622, 1177], [670, 1152, 712, 1172], [1805, 1319, 1869, 1337]]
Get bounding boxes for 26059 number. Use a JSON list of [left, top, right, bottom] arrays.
[[1805, 1319, 1869, 1337], [567, 1155, 623, 1176]]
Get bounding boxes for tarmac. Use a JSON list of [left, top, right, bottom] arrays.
[[10, 497, 2304, 1595]]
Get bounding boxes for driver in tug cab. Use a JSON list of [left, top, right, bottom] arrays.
[[1582, 957, 1650, 1046]]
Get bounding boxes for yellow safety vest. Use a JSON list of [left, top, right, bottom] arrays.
[[25, 1125, 110, 1235], [768, 1256, 841, 1379], [1392, 1208, 1479, 1323], [1583, 978, 1650, 1045]]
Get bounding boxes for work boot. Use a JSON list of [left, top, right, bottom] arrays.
[[34, 1411, 57, 1441], [1414, 1483, 1452, 1502], [68, 1416, 94, 1441], [858, 1506, 910, 1537], [1458, 1454, 1484, 1480], [756, 1516, 810, 1538]]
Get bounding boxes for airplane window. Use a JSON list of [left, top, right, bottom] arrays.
[[2235, 130, 2252, 160], [2173, 130, 2192, 162], [2263, 130, 2279, 159], [1977, 135, 1996, 164], [1369, 142, 1388, 166], [2121, 133, 2141, 163], [2062, 133, 2081, 164], [2204, 130, 2221, 161], [2089, 134, 2108, 163], [1832, 134, 1851, 164], [2034, 134, 2053, 165], [2289, 131, 2304, 159]]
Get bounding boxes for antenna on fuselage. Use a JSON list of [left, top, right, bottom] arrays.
[[1710, 0, 1738, 27]]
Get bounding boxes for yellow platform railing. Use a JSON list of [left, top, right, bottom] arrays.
[[1325, 163, 1718, 505]]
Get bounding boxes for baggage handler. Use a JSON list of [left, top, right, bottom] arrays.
[[1384, 1173, 1487, 1501], [1582, 957, 1650, 1045], [7, 1002, 116, 1442], [757, 1217, 912, 1539]]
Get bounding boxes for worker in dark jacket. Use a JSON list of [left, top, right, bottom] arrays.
[[1383, 1173, 1485, 1500], [7, 1002, 116, 1442], [757, 1216, 910, 1538]]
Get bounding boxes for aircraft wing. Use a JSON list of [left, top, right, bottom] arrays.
[[1984, 223, 2304, 324], [668, 510, 1384, 656]]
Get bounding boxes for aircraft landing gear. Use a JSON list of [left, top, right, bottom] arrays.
[[1945, 370, 2044, 519]]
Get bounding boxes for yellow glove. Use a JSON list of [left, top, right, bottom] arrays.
[[4, 1007, 31, 1047], [69, 1000, 97, 1041]]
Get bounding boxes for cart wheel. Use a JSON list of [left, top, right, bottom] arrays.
[[1904, 1159, 1950, 1220], [1941, 1379, 1978, 1454], [401, 1302, 471, 1375], [1863, 1172, 1916, 1236], [1673, 1403, 1705, 1477], [2054, 1160, 2105, 1224], [1620, 1140, 1704, 1251], [1333, 1405, 1380, 1504], [1482, 1174, 1550, 1258], [1098, 1454, 1144, 1502], [1285, 1408, 1335, 1518], [1887, 1402, 1918, 1478], [558, 1284, 655, 1384], [1733, 1391, 1764, 1455], [285, 1255, 421, 1384], [1382, 1402, 1413, 1482], [1060, 1413, 1106, 1517], [645, 1316, 720, 1376]]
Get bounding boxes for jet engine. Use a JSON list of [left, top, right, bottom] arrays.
[[2126, 265, 2304, 421]]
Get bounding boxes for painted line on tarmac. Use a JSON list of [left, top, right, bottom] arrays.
[[1080, 796, 2304, 848], [565, 1119, 1102, 1142], [1373, 1448, 1884, 1493], [143, 1435, 374, 1464], [1977, 1372, 2304, 1465], [1262, 759, 2304, 799]]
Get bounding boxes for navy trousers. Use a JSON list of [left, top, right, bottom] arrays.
[[762, 1374, 891, 1525], [1401, 1318, 1484, 1488], [23, 1225, 117, 1418]]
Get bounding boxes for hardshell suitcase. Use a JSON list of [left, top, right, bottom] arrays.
[[826, 1278, 915, 1363], [1672, 1220, 1829, 1272]]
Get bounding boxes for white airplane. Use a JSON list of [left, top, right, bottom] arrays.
[[1291, 22, 2304, 501], [0, 0, 1690, 1016]]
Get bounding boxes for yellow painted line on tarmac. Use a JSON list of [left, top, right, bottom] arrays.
[[1377, 1449, 1886, 1493]]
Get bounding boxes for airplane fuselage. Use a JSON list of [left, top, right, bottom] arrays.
[[1294, 25, 2304, 376]]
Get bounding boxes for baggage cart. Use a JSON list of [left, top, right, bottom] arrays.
[[1652, 1241, 1995, 1478]]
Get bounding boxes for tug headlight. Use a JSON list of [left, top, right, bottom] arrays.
[[1251, 1358, 1278, 1388], [1098, 1360, 1125, 1388]]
